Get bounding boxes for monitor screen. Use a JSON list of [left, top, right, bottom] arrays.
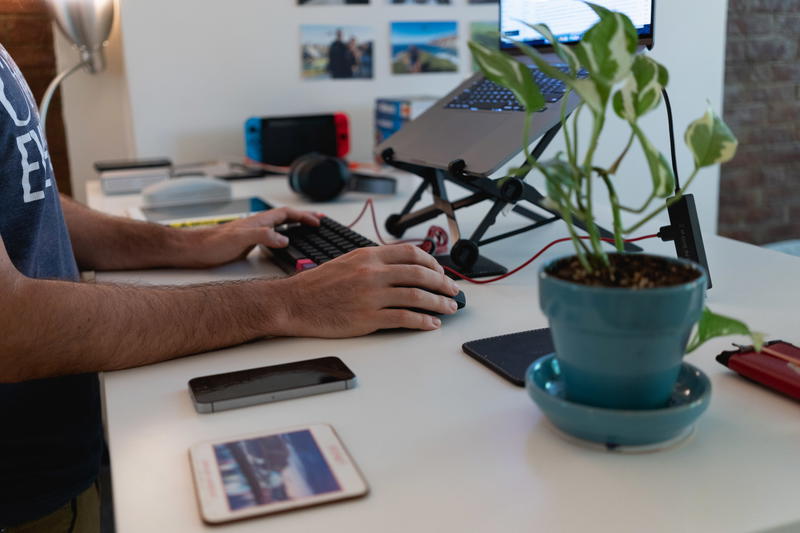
[[500, 0, 654, 51]]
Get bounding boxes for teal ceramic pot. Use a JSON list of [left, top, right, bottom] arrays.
[[538, 254, 707, 410]]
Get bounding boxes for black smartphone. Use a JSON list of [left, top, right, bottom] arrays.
[[188, 357, 356, 414]]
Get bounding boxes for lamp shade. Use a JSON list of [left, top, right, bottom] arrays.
[[48, 0, 115, 73]]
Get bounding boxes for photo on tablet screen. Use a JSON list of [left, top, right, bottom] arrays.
[[213, 430, 341, 511]]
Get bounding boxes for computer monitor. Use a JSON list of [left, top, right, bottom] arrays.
[[500, 0, 655, 52]]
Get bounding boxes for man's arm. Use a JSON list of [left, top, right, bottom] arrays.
[[61, 194, 321, 270], [0, 239, 459, 383]]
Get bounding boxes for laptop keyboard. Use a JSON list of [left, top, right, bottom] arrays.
[[267, 216, 377, 273], [445, 65, 583, 112]]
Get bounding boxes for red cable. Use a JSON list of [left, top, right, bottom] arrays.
[[348, 198, 422, 245], [347, 198, 659, 285], [444, 233, 659, 284]]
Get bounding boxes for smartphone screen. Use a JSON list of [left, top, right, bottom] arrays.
[[190, 424, 368, 523], [189, 357, 356, 413]]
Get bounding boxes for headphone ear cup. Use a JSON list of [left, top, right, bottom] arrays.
[[288, 153, 319, 195], [289, 154, 349, 202]]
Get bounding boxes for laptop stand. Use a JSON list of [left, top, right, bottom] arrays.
[[380, 123, 641, 278]]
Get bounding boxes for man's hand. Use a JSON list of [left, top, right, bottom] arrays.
[[179, 207, 323, 268], [275, 244, 461, 338]]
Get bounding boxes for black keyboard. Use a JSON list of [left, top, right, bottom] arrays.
[[268, 217, 377, 273], [445, 65, 582, 112]]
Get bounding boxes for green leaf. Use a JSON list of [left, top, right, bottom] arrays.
[[613, 56, 669, 122], [633, 124, 675, 197], [468, 40, 545, 112], [685, 105, 738, 168], [526, 22, 580, 74], [575, 3, 638, 86], [686, 307, 765, 354], [540, 157, 577, 207], [510, 38, 608, 114]]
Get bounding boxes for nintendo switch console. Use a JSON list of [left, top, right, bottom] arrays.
[[245, 113, 349, 166]]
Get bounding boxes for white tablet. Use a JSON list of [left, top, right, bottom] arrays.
[[189, 424, 369, 524]]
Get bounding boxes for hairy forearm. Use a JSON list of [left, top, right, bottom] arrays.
[[61, 194, 197, 270], [0, 275, 290, 383]]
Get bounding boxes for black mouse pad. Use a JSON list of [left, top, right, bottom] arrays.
[[462, 328, 554, 387]]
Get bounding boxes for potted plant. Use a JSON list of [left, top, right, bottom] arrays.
[[469, 4, 761, 412]]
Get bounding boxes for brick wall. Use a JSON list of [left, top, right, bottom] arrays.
[[0, 0, 72, 195], [719, 0, 800, 244]]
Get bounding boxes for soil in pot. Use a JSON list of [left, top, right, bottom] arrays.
[[548, 254, 701, 289]]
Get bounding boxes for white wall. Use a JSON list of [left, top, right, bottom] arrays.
[[117, 0, 495, 162], [61, 0, 729, 232]]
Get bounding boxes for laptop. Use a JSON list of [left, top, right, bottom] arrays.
[[376, 0, 655, 177]]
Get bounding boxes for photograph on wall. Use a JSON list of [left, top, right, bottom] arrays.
[[469, 21, 498, 71], [386, 0, 451, 4], [301, 25, 374, 80], [390, 21, 458, 74], [298, 0, 369, 5]]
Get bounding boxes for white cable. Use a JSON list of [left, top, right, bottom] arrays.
[[38, 60, 87, 132]]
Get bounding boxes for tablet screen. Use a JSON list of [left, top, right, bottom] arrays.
[[140, 197, 272, 226]]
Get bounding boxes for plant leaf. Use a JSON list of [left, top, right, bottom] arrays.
[[685, 105, 739, 168], [632, 124, 675, 197], [686, 307, 765, 354], [526, 22, 580, 74], [574, 3, 638, 86], [613, 55, 669, 122], [468, 40, 545, 112], [539, 157, 577, 208], [510, 38, 608, 114]]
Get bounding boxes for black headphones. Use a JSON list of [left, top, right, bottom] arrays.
[[288, 153, 397, 202]]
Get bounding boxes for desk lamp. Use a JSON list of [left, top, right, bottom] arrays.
[[39, 0, 115, 130]]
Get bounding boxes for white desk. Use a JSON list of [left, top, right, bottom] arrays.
[[87, 178, 800, 533]]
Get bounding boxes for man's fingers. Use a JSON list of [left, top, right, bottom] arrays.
[[242, 207, 321, 229], [268, 207, 321, 227], [378, 309, 441, 331], [375, 244, 444, 274], [384, 264, 459, 296], [246, 228, 288, 248], [385, 287, 458, 315]]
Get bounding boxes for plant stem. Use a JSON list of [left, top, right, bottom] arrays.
[[595, 167, 625, 252], [572, 103, 582, 162], [521, 111, 543, 172], [624, 167, 700, 234], [562, 207, 593, 271], [561, 91, 575, 164], [580, 112, 607, 265], [608, 131, 635, 175], [618, 192, 656, 214]]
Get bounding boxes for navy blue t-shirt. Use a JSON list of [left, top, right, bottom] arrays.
[[0, 44, 103, 526]]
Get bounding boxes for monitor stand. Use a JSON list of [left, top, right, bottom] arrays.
[[380, 123, 641, 278]]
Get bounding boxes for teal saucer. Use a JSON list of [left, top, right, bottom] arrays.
[[525, 354, 711, 451]]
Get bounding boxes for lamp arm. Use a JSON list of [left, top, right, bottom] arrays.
[[39, 59, 88, 132]]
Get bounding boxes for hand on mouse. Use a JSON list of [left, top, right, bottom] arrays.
[[274, 244, 461, 337], [179, 207, 324, 268]]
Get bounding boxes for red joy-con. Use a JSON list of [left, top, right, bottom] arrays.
[[334, 112, 350, 159]]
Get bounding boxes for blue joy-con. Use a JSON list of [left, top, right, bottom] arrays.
[[244, 117, 262, 162]]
